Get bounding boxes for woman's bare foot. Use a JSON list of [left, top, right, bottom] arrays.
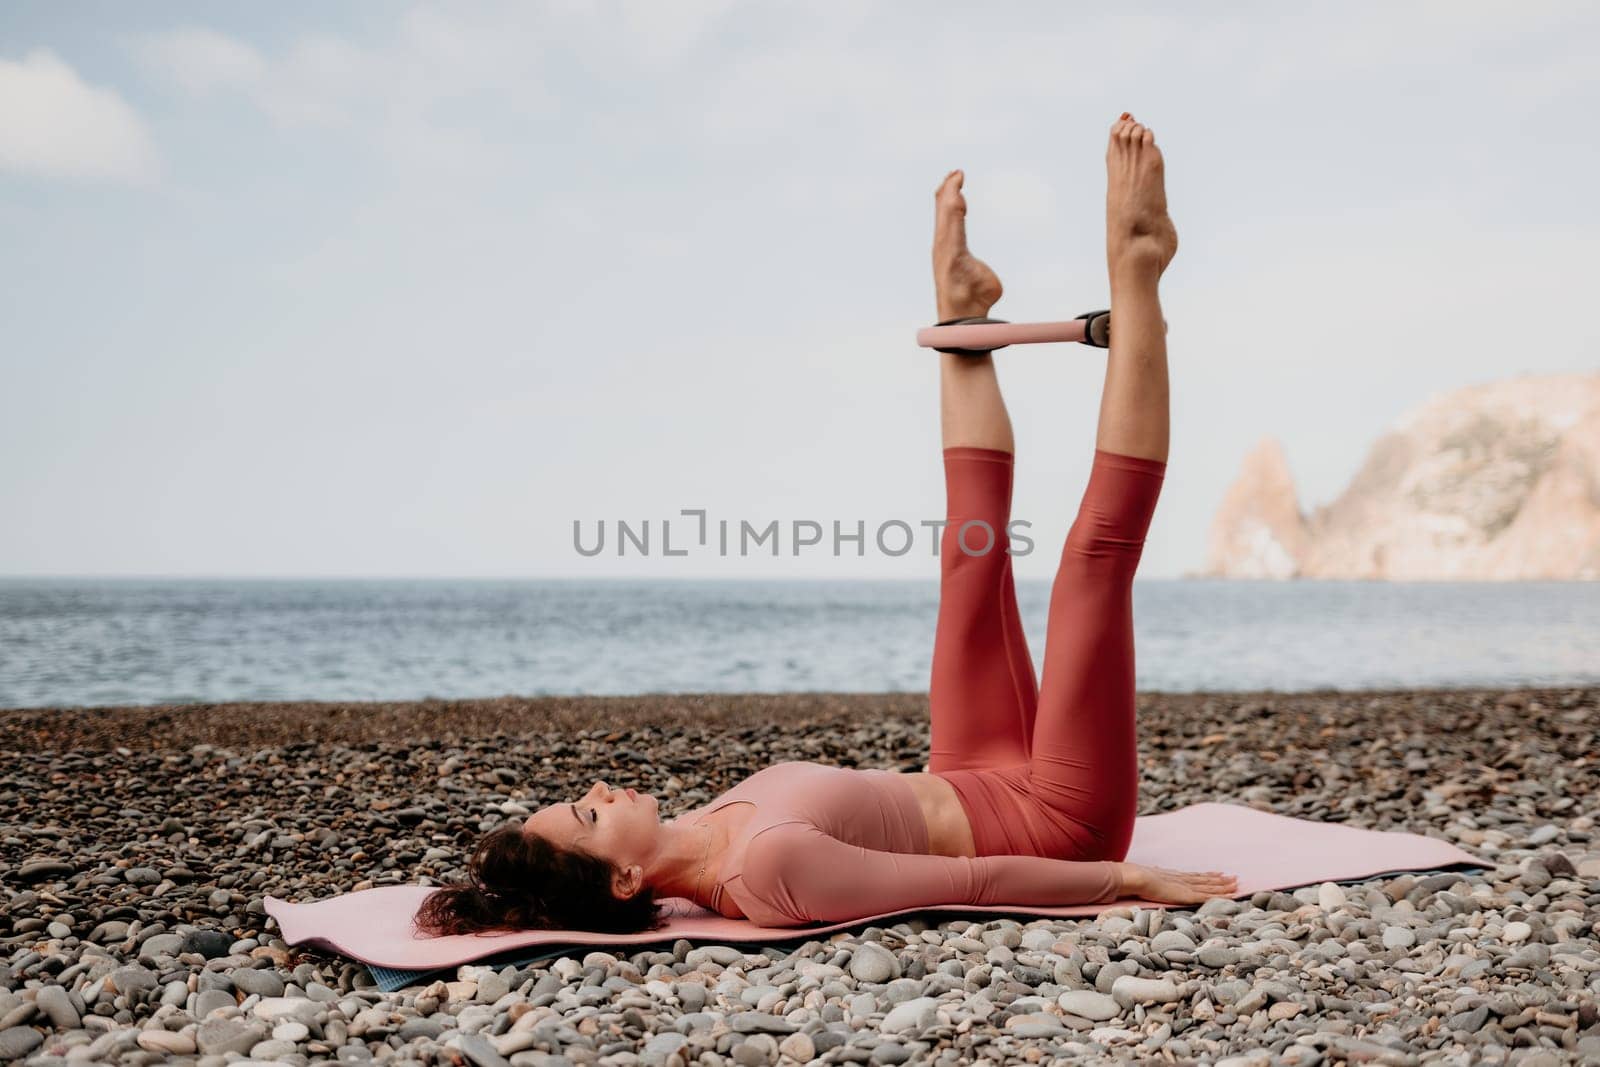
[[1105, 113, 1178, 278], [933, 170, 1004, 321]]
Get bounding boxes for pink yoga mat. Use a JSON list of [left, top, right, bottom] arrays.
[[265, 802, 1481, 970]]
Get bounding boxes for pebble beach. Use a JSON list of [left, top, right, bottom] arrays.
[[1, 685, 1597, 1066]]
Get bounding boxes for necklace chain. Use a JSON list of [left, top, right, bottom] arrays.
[[691, 821, 714, 903]]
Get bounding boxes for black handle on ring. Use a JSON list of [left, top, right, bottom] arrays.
[[1076, 309, 1111, 348], [930, 316, 1010, 357]]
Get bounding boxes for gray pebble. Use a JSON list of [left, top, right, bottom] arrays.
[[458, 1031, 513, 1067], [137, 932, 185, 961], [686, 946, 743, 968], [249, 1037, 299, 1059], [18, 859, 75, 882], [729, 1050, 767, 1067], [1011, 1020, 1066, 1038], [730, 1011, 797, 1034], [184, 929, 235, 958], [1506, 944, 1551, 969], [870, 1041, 911, 1065], [35, 985, 79, 1029], [849, 943, 898, 984], [477, 971, 511, 1003], [883, 978, 924, 1005], [231, 968, 285, 997], [1019, 929, 1058, 951], [644, 1032, 687, 1055], [196, 1017, 268, 1056], [111, 965, 159, 998], [0, 1027, 44, 1059], [1448, 1005, 1489, 1033], [400, 1017, 447, 1041], [1151, 930, 1195, 955], [676, 982, 706, 1012], [881, 996, 938, 1034], [194, 989, 237, 1019]]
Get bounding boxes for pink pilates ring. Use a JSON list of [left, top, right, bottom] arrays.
[[917, 310, 1111, 355]]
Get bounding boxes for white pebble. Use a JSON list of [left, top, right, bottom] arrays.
[[136, 1030, 196, 1055], [881, 996, 938, 1034], [1058, 990, 1120, 1021], [1215, 1053, 1272, 1067], [778, 1032, 814, 1061], [271, 1022, 308, 1042], [1110, 975, 1178, 1006], [1382, 926, 1416, 950]]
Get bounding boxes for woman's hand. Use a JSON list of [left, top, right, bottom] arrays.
[[1119, 862, 1238, 905]]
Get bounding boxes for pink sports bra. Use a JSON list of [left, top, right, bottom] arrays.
[[679, 761, 1122, 927]]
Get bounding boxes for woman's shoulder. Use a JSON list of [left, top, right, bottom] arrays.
[[699, 762, 874, 824], [752, 760, 864, 778], [689, 761, 828, 820], [736, 760, 829, 784]]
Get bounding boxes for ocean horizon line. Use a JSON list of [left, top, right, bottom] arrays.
[[3, 573, 1595, 584]]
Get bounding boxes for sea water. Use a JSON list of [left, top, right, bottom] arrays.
[[0, 577, 1595, 709]]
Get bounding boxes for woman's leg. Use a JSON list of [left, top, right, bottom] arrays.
[[927, 170, 1039, 772], [932, 169, 1013, 453], [1027, 114, 1178, 861], [930, 448, 1039, 772], [1096, 113, 1176, 464]]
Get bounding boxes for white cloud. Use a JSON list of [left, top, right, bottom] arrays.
[[131, 0, 741, 142], [133, 26, 265, 94], [132, 14, 558, 176], [0, 49, 159, 182], [254, 35, 382, 129]]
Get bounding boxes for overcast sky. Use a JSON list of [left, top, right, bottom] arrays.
[[3, 1, 1597, 580]]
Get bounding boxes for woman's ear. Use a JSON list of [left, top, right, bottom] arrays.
[[612, 862, 644, 900]]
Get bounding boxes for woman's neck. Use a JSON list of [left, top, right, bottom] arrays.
[[650, 811, 728, 903]]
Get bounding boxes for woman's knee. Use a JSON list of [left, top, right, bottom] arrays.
[[1059, 811, 1135, 863], [942, 516, 1009, 560]]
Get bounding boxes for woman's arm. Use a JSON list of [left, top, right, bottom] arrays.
[[738, 822, 1124, 925]]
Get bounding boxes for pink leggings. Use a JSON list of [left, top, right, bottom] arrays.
[[927, 446, 1166, 863]]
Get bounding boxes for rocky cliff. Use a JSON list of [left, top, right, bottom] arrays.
[[1203, 372, 1600, 580]]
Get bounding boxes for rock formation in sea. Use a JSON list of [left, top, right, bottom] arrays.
[[1203, 372, 1600, 580]]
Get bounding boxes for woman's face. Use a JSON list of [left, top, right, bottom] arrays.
[[522, 779, 662, 871]]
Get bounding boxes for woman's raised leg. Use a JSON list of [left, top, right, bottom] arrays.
[[932, 169, 1013, 453], [1027, 115, 1177, 860], [926, 170, 1038, 773], [1096, 113, 1176, 464]]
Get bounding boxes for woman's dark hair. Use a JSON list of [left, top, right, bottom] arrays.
[[414, 822, 667, 936]]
